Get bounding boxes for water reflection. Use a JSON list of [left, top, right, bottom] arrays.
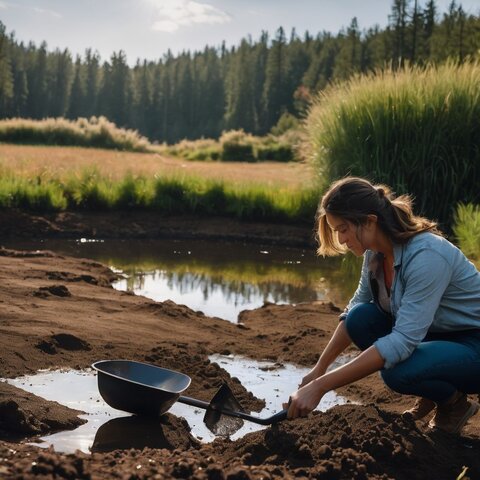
[[129, 271, 323, 304], [91, 416, 185, 453], [3, 238, 360, 322]]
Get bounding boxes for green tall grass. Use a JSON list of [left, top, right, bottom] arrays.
[[305, 61, 480, 228], [453, 203, 480, 264], [0, 168, 67, 211], [0, 117, 151, 152], [0, 168, 318, 224]]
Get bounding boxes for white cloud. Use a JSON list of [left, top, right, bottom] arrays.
[[0, 2, 61, 17], [32, 6, 62, 18], [149, 0, 231, 33]]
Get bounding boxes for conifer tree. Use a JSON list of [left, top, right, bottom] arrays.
[[68, 55, 87, 119], [262, 27, 289, 129], [84, 49, 101, 117], [48, 48, 73, 117], [0, 22, 13, 116], [99, 50, 133, 127], [27, 41, 49, 118]]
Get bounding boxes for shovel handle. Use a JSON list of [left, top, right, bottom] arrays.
[[260, 408, 288, 425], [178, 395, 288, 425], [178, 395, 211, 410]]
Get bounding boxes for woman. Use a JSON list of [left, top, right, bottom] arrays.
[[287, 177, 480, 434]]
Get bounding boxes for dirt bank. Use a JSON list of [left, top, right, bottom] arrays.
[[0, 210, 315, 247], [0, 247, 479, 479]]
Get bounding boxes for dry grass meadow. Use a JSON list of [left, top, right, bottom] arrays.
[[0, 144, 315, 187]]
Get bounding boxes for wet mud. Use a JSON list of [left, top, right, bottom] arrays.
[[0, 245, 479, 479]]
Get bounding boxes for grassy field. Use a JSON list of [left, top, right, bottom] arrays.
[[0, 143, 318, 222], [0, 144, 314, 187]]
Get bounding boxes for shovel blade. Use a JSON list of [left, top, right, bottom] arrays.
[[203, 383, 245, 437]]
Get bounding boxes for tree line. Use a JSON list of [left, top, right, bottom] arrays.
[[0, 0, 478, 144]]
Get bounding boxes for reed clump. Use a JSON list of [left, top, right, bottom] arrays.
[[453, 203, 480, 264], [305, 61, 480, 228], [0, 117, 151, 152]]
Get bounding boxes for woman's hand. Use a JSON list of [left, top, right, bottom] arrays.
[[298, 365, 326, 389], [286, 379, 326, 419]]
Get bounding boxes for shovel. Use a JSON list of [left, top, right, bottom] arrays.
[[92, 359, 288, 436]]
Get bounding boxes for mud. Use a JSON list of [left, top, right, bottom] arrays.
[[0, 243, 479, 479]]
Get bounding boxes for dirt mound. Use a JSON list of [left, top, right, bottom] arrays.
[[0, 445, 91, 479], [144, 344, 264, 412], [36, 334, 91, 355], [0, 383, 85, 438], [212, 404, 480, 480], [46, 271, 103, 286], [35, 285, 72, 298]]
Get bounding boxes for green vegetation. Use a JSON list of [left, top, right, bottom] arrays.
[[0, 118, 298, 162], [0, 117, 150, 152], [0, 168, 318, 223], [0, 2, 478, 143], [453, 203, 480, 263], [305, 61, 480, 227], [161, 129, 299, 162]]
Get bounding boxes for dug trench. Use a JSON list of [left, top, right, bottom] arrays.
[[0, 246, 479, 479]]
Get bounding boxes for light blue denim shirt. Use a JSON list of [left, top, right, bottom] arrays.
[[343, 232, 480, 369]]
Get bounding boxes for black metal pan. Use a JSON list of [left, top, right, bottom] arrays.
[[92, 360, 288, 433]]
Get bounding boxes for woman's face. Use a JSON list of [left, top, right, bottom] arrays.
[[326, 212, 376, 256]]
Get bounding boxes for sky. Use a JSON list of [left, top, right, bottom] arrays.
[[1, 0, 479, 64]]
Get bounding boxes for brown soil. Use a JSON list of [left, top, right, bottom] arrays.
[[0, 233, 479, 478]]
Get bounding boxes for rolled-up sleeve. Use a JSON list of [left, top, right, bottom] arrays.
[[374, 249, 452, 369]]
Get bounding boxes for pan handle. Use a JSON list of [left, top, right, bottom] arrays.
[[178, 395, 288, 426]]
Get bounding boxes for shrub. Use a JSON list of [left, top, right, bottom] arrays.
[[453, 203, 480, 262], [305, 61, 480, 228], [220, 129, 256, 162], [270, 112, 300, 136], [157, 130, 299, 163], [0, 117, 151, 152], [257, 144, 294, 162]]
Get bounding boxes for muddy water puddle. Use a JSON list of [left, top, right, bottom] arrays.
[[3, 238, 359, 322], [5, 354, 355, 454]]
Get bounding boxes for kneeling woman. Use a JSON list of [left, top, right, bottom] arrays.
[[287, 177, 480, 434]]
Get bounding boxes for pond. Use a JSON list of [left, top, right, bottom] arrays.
[[2, 238, 360, 322]]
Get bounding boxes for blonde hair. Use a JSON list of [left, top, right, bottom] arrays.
[[317, 177, 442, 256]]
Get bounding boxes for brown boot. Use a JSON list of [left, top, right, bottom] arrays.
[[429, 391, 480, 434], [402, 397, 436, 420]]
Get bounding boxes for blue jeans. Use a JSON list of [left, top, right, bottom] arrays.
[[344, 303, 480, 402]]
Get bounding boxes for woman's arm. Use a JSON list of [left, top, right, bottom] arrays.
[[299, 320, 352, 387], [340, 254, 372, 318], [288, 345, 385, 419]]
